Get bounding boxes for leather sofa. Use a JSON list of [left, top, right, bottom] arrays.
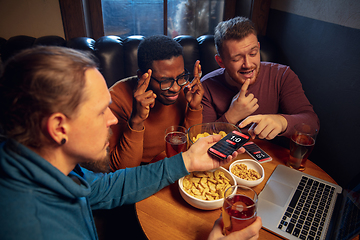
[[0, 34, 281, 88]]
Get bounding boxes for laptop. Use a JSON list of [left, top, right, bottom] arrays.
[[258, 165, 360, 240]]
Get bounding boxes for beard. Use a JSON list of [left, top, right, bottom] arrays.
[[79, 129, 112, 173], [243, 64, 261, 85], [80, 147, 111, 173], [227, 64, 261, 87]]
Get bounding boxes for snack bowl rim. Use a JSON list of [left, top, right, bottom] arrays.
[[228, 159, 265, 187], [188, 122, 240, 145], [178, 166, 236, 210]]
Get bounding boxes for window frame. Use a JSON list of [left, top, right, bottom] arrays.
[[58, 0, 270, 40]]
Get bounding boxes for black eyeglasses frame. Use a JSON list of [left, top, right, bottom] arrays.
[[150, 69, 191, 91]]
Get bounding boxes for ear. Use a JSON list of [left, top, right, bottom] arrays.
[[46, 113, 68, 145], [215, 54, 225, 68]]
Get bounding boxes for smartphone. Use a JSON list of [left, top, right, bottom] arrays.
[[208, 131, 250, 160], [243, 141, 272, 163]]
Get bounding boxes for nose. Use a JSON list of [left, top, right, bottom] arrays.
[[106, 107, 118, 126], [243, 56, 251, 68], [168, 80, 181, 92]]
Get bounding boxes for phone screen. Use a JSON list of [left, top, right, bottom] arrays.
[[243, 142, 272, 163], [208, 131, 250, 160]]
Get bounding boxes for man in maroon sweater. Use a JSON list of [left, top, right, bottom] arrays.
[[201, 17, 319, 140]]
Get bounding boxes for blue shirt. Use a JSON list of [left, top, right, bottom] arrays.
[[0, 140, 188, 240]]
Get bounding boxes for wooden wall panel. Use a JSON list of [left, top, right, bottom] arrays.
[[59, 0, 86, 40], [88, 0, 104, 40], [252, 0, 271, 35]]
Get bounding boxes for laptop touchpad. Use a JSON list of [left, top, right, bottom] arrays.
[[261, 180, 293, 207]]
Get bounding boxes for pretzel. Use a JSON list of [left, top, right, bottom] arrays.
[[192, 131, 227, 143], [182, 169, 232, 201]]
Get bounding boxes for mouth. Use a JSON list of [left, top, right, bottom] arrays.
[[164, 93, 179, 101], [239, 69, 255, 78]]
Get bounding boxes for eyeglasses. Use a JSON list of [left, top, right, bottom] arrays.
[[150, 69, 191, 90]]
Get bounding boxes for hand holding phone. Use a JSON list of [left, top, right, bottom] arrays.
[[243, 142, 272, 163], [208, 131, 250, 160]]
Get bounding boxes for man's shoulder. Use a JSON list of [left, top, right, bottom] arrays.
[[0, 181, 36, 215], [201, 68, 224, 83], [260, 61, 294, 76], [109, 76, 137, 99], [109, 76, 137, 91], [0, 193, 39, 240], [259, 62, 298, 86], [260, 62, 291, 72], [261, 61, 289, 69]]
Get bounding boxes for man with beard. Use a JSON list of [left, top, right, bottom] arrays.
[[0, 46, 262, 240], [109, 35, 204, 170], [201, 17, 319, 140]]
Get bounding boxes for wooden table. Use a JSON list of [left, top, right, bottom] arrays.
[[135, 139, 338, 240]]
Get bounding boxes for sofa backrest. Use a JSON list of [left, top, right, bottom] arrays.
[[0, 34, 280, 87]]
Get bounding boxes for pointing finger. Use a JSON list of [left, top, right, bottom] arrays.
[[193, 60, 201, 79], [186, 61, 202, 91], [238, 115, 259, 129], [239, 79, 250, 98], [136, 69, 152, 94]]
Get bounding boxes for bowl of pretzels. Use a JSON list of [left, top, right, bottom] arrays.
[[178, 167, 236, 210]]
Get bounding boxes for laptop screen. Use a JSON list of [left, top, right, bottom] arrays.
[[331, 177, 360, 240]]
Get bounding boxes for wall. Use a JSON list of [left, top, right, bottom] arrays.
[[0, 0, 64, 39], [267, 0, 360, 187], [271, 0, 360, 30]]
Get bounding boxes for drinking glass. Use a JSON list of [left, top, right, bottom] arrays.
[[165, 126, 187, 158], [287, 123, 318, 171], [222, 185, 258, 235]]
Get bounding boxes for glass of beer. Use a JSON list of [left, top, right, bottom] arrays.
[[287, 123, 318, 171], [165, 126, 187, 158], [222, 185, 258, 235]]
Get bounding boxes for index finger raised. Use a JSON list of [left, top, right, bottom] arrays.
[[186, 61, 202, 90], [136, 69, 152, 94], [239, 78, 250, 98], [193, 60, 201, 77]]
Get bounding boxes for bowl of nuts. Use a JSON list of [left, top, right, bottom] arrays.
[[178, 167, 236, 210], [229, 159, 264, 188]]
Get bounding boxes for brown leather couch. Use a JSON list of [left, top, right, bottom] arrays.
[[0, 34, 281, 87]]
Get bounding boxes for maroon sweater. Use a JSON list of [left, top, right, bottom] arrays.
[[201, 62, 319, 138]]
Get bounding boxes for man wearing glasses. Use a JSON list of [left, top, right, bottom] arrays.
[[109, 35, 204, 170]]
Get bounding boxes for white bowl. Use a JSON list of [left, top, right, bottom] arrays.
[[178, 167, 236, 210], [229, 159, 265, 187]]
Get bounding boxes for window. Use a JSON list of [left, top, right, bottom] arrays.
[[101, 0, 225, 38], [101, 0, 164, 37], [59, 0, 270, 40]]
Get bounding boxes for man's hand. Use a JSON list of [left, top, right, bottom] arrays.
[[208, 216, 262, 240], [225, 79, 259, 124], [129, 70, 157, 130], [184, 60, 204, 110], [182, 135, 245, 173], [239, 114, 288, 140]]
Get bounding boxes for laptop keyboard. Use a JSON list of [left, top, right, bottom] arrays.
[[278, 176, 335, 240]]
